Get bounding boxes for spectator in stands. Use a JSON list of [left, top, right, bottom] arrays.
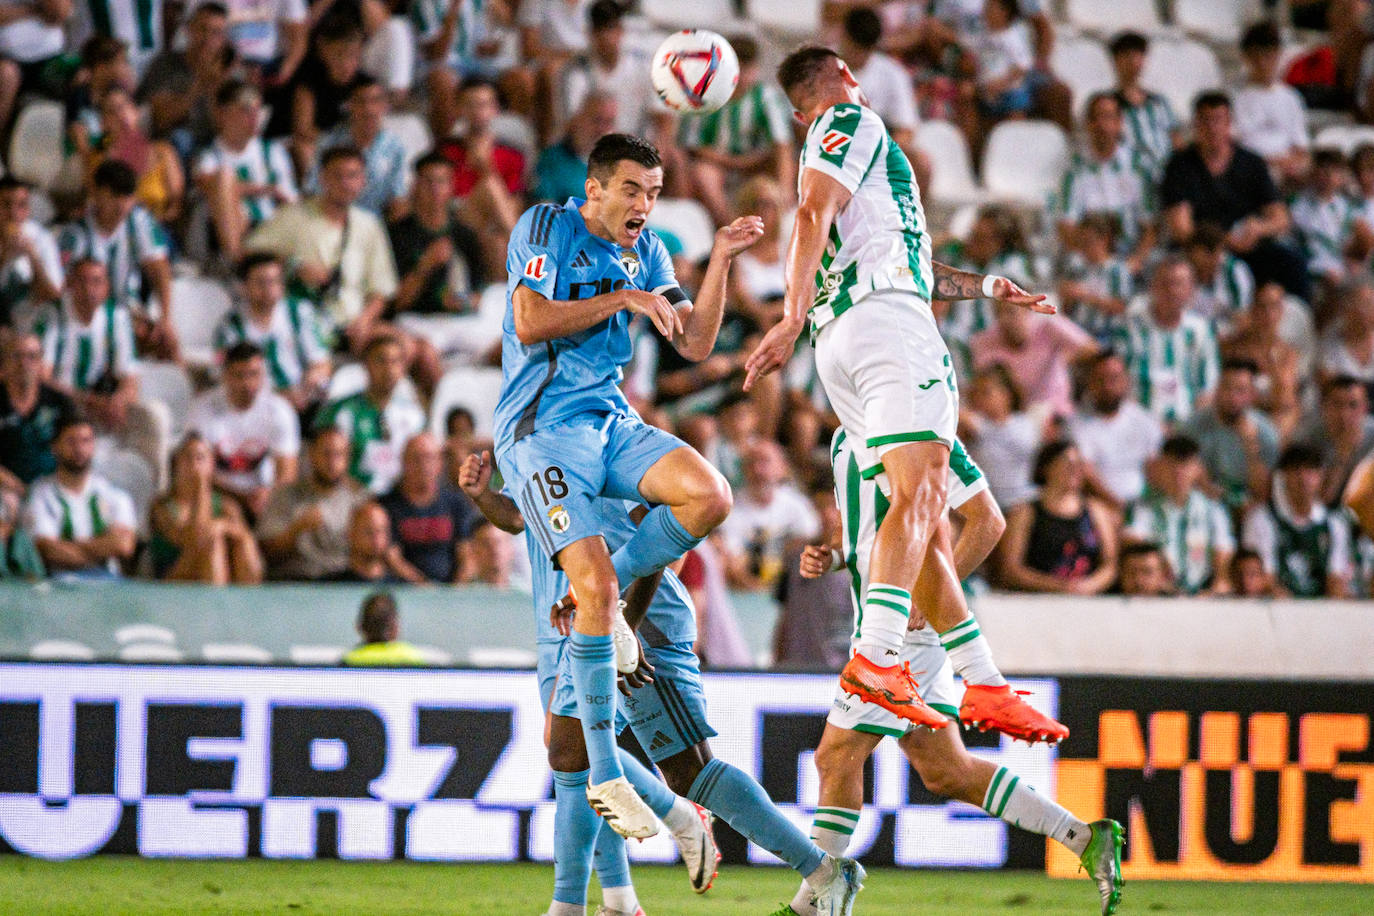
[[0, 485, 42, 579], [437, 77, 523, 245], [680, 35, 796, 226], [414, 0, 518, 138], [149, 432, 264, 583], [1290, 148, 1373, 289], [968, 0, 1034, 131], [87, 85, 185, 225], [1161, 92, 1307, 300], [518, 0, 593, 125], [0, 177, 63, 330], [317, 76, 407, 218], [313, 333, 426, 494], [1355, 144, 1374, 229], [189, 342, 300, 519], [717, 439, 820, 591], [726, 176, 787, 322], [1056, 212, 1134, 344], [213, 253, 331, 413], [774, 487, 853, 671], [1116, 542, 1174, 597], [1242, 444, 1353, 598], [356, 0, 417, 109], [1055, 92, 1157, 267], [0, 0, 72, 130], [1124, 435, 1235, 596], [938, 204, 1035, 376], [1185, 221, 1255, 329], [258, 425, 365, 579], [1297, 376, 1374, 508], [138, 1, 237, 154], [997, 439, 1118, 595], [389, 152, 488, 357], [327, 499, 423, 583], [556, 0, 666, 144], [66, 35, 134, 158], [342, 590, 426, 665], [219, 0, 308, 87], [970, 300, 1098, 417], [961, 363, 1042, 509], [0, 331, 75, 490], [1233, 21, 1310, 187], [1107, 31, 1181, 175], [1115, 256, 1220, 425], [463, 519, 522, 587], [839, 7, 931, 192], [534, 91, 617, 205], [58, 160, 177, 362], [1322, 278, 1374, 389], [1227, 547, 1279, 598], [379, 431, 479, 583], [1221, 281, 1304, 440], [196, 81, 299, 264], [1343, 453, 1374, 541], [278, 11, 366, 170], [1068, 350, 1163, 508], [1184, 358, 1279, 512], [22, 414, 136, 579], [679, 535, 753, 668]]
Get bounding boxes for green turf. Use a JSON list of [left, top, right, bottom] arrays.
[[0, 858, 1368, 915]]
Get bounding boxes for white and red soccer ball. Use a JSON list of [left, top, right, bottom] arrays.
[[650, 30, 740, 114]]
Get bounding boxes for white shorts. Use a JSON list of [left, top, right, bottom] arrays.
[[827, 633, 960, 737], [814, 290, 958, 488]]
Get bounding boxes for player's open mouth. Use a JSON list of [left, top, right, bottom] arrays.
[[625, 218, 645, 234]]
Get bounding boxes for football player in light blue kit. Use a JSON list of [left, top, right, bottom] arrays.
[[493, 132, 763, 842], [459, 451, 866, 916]]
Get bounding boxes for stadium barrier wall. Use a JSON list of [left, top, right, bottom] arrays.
[[1, 663, 1371, 882]]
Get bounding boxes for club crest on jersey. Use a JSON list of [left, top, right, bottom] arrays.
[[619, 250, 641, 278], [523, 254, 547, 281], [548, 504, 570, 533], [820, 130, 851, 155]]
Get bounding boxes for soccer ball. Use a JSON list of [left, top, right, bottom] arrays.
[[650, 30, 740, 114]]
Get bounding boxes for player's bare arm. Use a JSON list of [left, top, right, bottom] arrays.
[[743, 168, 852, 390], [931, 261, 1054, 312], [457, 450, 525, 534], [512, 283, 684, 345], [669, 215, 765, 361]]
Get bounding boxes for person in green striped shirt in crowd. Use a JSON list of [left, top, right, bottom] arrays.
[[1107, 31, 1182, 178], [74, 0, 166, 78], [1289, 148, 1374, 288], [1124, 435, 1235, 596], [1184, 222, 1255, 331], [1056, 212, 1135, 344], [1242, 444, 1354, 599], [679, 35, 796, 227], [213, 253, 332, 414], [1113, 256, 1221, 426]]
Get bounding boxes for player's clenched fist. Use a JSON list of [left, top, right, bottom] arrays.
[[618, 288, 684, 339], [713, 215, 766, 258], [800, 544, 836, 579], [458, 450, 493, 499]]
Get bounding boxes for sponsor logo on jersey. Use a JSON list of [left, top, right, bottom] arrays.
[[619, 250, 641, 279], [548, 504, 570, 534], [523, 255, 547, 281], [820, 130, 852, 155]]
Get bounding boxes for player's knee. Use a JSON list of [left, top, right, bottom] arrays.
[[685, 468, 732, 530]]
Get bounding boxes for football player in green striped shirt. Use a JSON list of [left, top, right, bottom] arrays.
[[747, 46, 1054, 734], [679, 35, 797, 226], [771, 429, 1123, 916]]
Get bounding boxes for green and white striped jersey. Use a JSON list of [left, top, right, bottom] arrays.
[[800, 103, 932, 336], [313, 392, 426, 494], [1113, 308, 1220, 424], [1055, 143, 1157, 248], [1124, 487, 1235, 594], [213, 297, 328, 390], [1195, 253, 1254, 329], [1058, 252, 1135, 341], [1119, 90, 1178, 176], [679, 82, 792, 157], [936, 244, 1033, 378], [1289, 191, 1365, 280], [78, 0, 164, 73], [830, 426, 986, 643], [194, 137, 298, 228], [34, 297, 136, 392], [57, 208, 170, 307]]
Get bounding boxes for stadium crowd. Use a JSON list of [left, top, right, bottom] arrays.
[[2, 0, 1374, 668]]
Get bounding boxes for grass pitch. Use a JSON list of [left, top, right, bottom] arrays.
[[0, 858, 1368, 915]]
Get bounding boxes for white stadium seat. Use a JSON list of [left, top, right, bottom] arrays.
[[29, 639, 96, 661], [290, 645, 346, 664], [167, 276, 234, 368], [98, 449, 156, 536], [8, 101, 64, 189], [429, 366, 503, 440], [119, 643, 185, 662], [413, 645, 454, 666], [467, 646, 539, 668], [915, 120, 984, 206], [639, 0, 739, 31], [135, 362, 194, 439], [325, 362, 422, 408], [748, 0, 821, 36], [1142, 38, 1223, 124], [1050, 36, 1116, 114], [646, 197, 715, 263], [1314, 124, 1374, 156], [202, 642, 275, 663], [1065, 0, 1162, 34], [981, 121, 1070, 207], [1171, 0, 1261, 46], [492, 113, 538, 163], [115, 623, 177, 646]]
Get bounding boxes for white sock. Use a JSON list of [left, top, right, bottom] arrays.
[[547, 903, 583, 916], [601, 885, 639, 914], [661, 795, 698, 835], [983, 766, 1090, 856], [939, 616, 1008, 687], [792, 807, 859, 914], [854, 583, 911, 663], [802, 853, 836, 891]]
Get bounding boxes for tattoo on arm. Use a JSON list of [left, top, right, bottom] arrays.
[[931, 260, 986, 301]]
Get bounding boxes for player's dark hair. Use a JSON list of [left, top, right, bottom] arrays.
[[1194, 91, 1232, 116], [1108, 31, 1148, 56], [1231, 547, 1262, 570], [1313, 147, 1347, 170], [731, 34, 760, 66], [224, 342, 264, 366], [54, 412, 93, 441], [414, 150, 452, 174], [587, 133, 661, 181], [92, 159, 138, 196], [1031, 439, 1076, 487], [320, 144, 365, 170], [215, 78, 260, 108], [1220, 357, 1260, 377], [1160, 435, 1201, 462], [445, 406, 475, 437], [1322, 374, 1365, 399], [358, 591, 399, 643], [588, 0, 625, 31], [777, 46, 841, 99], [1240, 21, 1281, 53], [458, 75, 500, 97], [843, 8, 883, 49], [82, 35, 127, 69], [1277, 443, 1323, 471], [1187, 221, 1228, 251], [237, 250, 281, 279]]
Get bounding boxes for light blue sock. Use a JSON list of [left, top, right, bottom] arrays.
[[609, 504, 702, 586], [552, 769, 599, 906], [591, 819, 631, 894], [617, 748, 676, 819], [568, 632, 623, 784], [687, 758, 826, 877]]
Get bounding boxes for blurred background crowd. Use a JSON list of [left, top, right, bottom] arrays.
[[3, 0, 1374, 669]]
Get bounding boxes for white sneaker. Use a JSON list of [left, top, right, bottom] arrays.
[[586, 775, 659, 839], [810, 856, 865, 916], [672, 802, 721, 893], [612, 602, 640, 674]]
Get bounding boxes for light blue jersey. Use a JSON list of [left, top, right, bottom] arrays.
[[494, 199, 684, 454]]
